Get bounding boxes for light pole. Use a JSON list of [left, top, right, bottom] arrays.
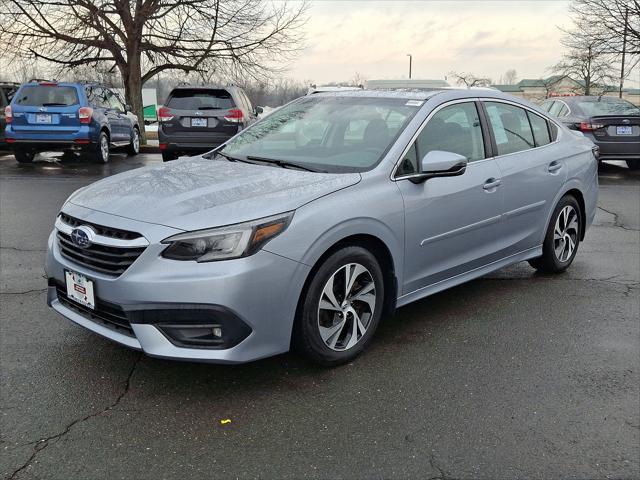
[[407, 54, 412, 79]]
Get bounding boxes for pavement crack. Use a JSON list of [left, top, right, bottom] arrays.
[[597, 206, 640, 232], [8, 355, 141, 480], [0, 288, 47, 296], [0, 246, 46, 253], [428, 456, 455, 480]]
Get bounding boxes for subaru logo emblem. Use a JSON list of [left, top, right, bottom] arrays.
[[622, 119, 630, 124], [70, 226, 94, 249], [39, 107, 46, 112]]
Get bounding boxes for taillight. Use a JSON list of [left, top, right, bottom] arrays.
[[158, 107, 173, 122], [78, 107, 93, 124], [579, 121, 605, 131], [224, 108, 244, 123], [4, 105, 12, 123]]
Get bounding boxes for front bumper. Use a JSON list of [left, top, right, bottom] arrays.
[[45, 208, 310, 363]]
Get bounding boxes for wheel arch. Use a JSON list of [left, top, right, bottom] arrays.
[[564, 188, 586, 240], [293, 232, 399, 342], [545, 180, 588, 241]]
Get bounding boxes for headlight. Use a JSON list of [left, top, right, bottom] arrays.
[[161, 212, 294, 262]]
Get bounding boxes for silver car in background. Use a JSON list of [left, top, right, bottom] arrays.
[[45, 89, 598, 366]]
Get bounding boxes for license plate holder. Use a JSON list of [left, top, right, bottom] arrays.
[[616, 125, 633, 135], [35, 113, 52, 124], [191, 117, 207, 127], [65, 270, 95, 309]]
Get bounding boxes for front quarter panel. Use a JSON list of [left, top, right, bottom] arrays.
[[263, 174, 405, 290]]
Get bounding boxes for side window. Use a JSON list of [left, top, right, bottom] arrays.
[[484, 102, 535, 156], [90, 87, 108, 109], [557, 103, 569, 117], [548, 101, 562, 117], [396, 102, 485, 176], [527, 111, 551, 147], [0, 89, 6, 108], [540, 100, 553, 112], [106, 90, 123, 111]]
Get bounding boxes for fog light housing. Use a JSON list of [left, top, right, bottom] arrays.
[[130, 307, 251, 350]]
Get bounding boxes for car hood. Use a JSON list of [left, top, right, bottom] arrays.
[[68, 157, 361, 231]]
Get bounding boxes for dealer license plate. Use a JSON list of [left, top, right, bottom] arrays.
[[35, 114, 52, 124], [191, 117, 207, 127], [616, 126, 633, 135], [65, 270, 95, 309]]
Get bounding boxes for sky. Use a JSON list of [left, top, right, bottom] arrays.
[[285, 0, 633, 86]]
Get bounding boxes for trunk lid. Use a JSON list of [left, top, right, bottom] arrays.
[[590, 115, 640, 142]]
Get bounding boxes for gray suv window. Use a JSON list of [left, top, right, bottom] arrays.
[[484, 102, 535, 156]]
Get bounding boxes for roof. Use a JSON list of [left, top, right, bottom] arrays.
[[491, 84, 522, 92], [313, 89, 443, 100], [366, 79, 450, 89]]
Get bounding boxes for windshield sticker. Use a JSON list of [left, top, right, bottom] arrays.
[[405, 100, 424, 107]]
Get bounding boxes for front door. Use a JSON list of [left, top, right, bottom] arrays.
[[396, 101, 504, 295]]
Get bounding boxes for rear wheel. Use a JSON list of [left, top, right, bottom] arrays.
[[127, 127, 140, 156], [626, 159, 640, 171], [14, 149, 35, 164], [528, 195, 581, 273], [293, 246, 385, 366], [88, 131, 110, 163]]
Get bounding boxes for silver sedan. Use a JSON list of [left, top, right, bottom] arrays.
[[45, 89, 598, 366]]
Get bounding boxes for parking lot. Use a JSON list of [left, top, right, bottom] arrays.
[[0, 152, 638, 479]]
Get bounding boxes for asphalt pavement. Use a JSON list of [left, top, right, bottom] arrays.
[[1, 151, 638, 480]]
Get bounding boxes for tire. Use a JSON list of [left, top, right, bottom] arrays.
[[626, 159, 640, 171], [293, 246, 385, 366], [528, 195, 582, 273], [14, 149, 35, 164], [162, 151, 177, 162], [89, 131, 110, 163], [127, 127, 140, 156]]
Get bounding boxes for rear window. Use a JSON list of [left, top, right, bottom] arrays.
[[167, 89, 235, 110], [575, 99, 640, 116], [14, 85, 79, 107]]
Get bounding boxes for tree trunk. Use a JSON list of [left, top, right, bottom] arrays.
[[122, 54, 146, 144]]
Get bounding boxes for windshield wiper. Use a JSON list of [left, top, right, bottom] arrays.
[[214, 151, 259, 166], [42, 103, 69, 107], [246, 156, 326, 173]]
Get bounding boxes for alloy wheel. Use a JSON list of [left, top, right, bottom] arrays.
[[554, 205, 579, 262], [317, 263, 376, 351], [100, 134, 109, 162], [132, 129, 140, 153]]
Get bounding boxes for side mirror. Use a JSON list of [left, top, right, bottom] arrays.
[[125, 104, 132, 113], [254, 106, 264, 115], [410, 150, 467, 184]]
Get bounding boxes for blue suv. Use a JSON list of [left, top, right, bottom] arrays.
[[5, 81, 140, 163]]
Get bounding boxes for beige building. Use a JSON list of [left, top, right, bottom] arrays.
[[491, 75, 640, 106]]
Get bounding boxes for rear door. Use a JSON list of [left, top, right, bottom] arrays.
[[162, 88, 241, 142], [482, 100, 566, 255], [10, 84, 82, 137], [105, 89, 130, 142]]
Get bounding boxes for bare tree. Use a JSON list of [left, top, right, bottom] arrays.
[[564, 0, 639, 95], [448, 72, 492, 87], [0, 0, 308, 141], [551, 42, 616, 95], [499, 69, 518, 85]]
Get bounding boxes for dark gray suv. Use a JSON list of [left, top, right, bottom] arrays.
[[158, 85, 260, 162]]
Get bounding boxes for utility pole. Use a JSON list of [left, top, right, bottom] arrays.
[[619, 6, 628, 99], [407, 54, 412, 79]]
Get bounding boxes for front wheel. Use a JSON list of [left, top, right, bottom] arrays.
[[528, 195, 582, 273], [626, 159, 640, 171], [127, 127, 140, 156], [293, 246, 385, 366]]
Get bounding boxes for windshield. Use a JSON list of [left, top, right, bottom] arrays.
[[576, 99, 640, 116], [220, 96, 421, 173], [14, 86, 79, 107]]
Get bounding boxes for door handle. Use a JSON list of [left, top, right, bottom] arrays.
[[483, 178, 502, 190], [548, 161, 562, 173]]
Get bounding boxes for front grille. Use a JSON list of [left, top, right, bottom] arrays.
[[55, 284, 134, 337], [59, 213, 142, 241], [57, 231, 146, 275]]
